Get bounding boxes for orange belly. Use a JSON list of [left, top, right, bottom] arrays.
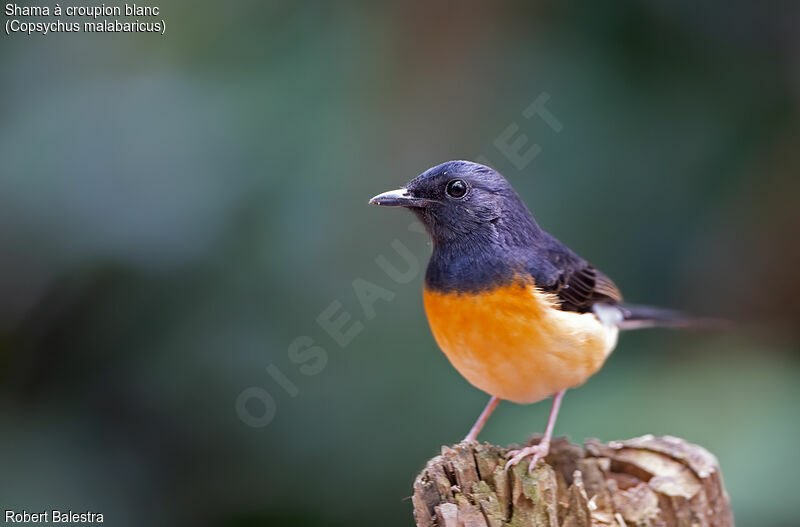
[[423, 281, 618, 404]]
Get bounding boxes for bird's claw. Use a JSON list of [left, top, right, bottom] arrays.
[[504, 441, 550, 474]]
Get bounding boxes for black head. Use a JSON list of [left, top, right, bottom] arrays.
[[370, 160, 540, 248]]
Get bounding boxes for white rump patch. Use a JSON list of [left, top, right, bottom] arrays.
[[592, 303, 624, 328]]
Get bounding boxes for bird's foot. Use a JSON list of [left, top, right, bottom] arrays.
[[504, 440, 550, 474]]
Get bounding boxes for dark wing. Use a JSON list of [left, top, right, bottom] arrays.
[[549, 263, 622, 313], [526, 233, 623, 313]]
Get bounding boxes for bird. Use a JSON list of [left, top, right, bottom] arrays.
[[369, 160, 709, 472]]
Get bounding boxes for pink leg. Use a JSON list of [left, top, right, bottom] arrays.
[[505, 390, 566, 473], [540, 389, 565, 446], [463, 396, 500, 443]]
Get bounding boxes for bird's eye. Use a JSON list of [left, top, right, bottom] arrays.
[[445, 179, 468, 198]]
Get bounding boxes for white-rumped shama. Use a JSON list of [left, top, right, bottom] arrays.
[[370, 160, 706, 472]]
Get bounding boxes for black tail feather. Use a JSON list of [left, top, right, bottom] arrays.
[[618, 304, 728, 331]]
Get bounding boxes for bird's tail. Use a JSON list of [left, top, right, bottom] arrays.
[[617, 304, 727, 331]]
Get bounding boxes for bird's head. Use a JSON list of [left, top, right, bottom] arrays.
[[370, 160, 536, 247]]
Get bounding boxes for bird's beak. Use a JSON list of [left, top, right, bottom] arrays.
[[369, 188, 428, 207]]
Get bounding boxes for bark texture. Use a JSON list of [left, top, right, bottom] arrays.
[[412, 435, 733, 527]]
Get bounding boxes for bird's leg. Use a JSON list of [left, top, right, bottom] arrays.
[[463, 396, 500, 443], [505, 389, 566, 473]]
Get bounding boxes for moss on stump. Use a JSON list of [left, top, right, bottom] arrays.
[[412, 435, 733, 527]]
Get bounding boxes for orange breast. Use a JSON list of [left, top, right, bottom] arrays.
[[423, 281, 618, 404]]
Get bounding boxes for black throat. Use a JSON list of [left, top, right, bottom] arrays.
[[422, 210, 551, 293]]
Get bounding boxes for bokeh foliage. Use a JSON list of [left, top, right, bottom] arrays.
[[1, 1, 799, 526]]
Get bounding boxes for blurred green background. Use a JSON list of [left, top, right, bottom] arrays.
[[1, 1, 799, 526]]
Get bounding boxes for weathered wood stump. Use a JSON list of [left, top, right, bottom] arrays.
[[412, 435, 733, 527]]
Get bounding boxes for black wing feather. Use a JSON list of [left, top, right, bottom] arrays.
[[529, 233, 623, 313], [552, 264, 622, 312]]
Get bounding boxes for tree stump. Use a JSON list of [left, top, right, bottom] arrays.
[[412, 435, 733, 527]]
